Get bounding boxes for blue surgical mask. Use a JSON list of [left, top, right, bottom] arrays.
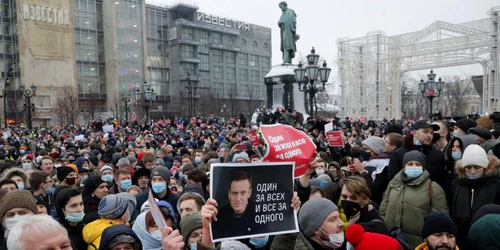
[[16, 182, 25, 190], [347, 132, 352, 137], [249, 236, 269, 248], [65, 212, 85, 223], [101, 174, 113, 183], [404, 166, 423, 179], [452, 151, 462, 160], [195, 156, 202, 164], [415, 139, 422, 146], [190, 243, 197, 250], [22, 163, 33, 170], [45, 187, 55, 195], [120, 180, 132, 191], [466, 172, 483, 180], [152, 182, 167, 194]]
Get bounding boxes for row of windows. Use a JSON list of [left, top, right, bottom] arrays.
[[212, 66, 263, 82], [180, 28, 269, 50], [211, 83, 266, 98]]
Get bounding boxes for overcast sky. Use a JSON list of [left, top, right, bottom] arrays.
[[147, 0, 498, 87]]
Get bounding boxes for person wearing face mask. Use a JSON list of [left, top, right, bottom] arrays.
[[380, 150, 449, 249], [452, 118, 476, 138], [82, 194, 131, 250], [100, 165, 115, 186], [135, 166, 179, 214], [132, 211, 164, 250], [20, 154, 35, 174], [0, 189, 37, 249], [55, 188, 87, 250], [272, 198, 346, 250], [29, 170, 55, 212], [82, 175, 109, 225], [108, 169, 133, 194], [360, 137, 390, 206], [450, 144, 500, 249], [1, 168, 30, 191], [56, 166, 77, 188], [180, 213, 206, 250]]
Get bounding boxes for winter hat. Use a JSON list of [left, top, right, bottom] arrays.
[[98, 194, 128, 219], [469, 127, 492, 141], [361, 137, 385, 155], [476, 116, 493, 130], [0, 190, 38, 218], [422, 212, 457, 239], [461, 144, 489, 168], [127, 156, 137, 165], [298, 198, 338, 237], [126, 185, 141, 194], [472, 204, 500, 224], [384, 124, 403, 135], [402, 150, 426, 168], [102, 224, 142, 250], [137, 152, 145, 161], [180, 213, 203, 244], [221, 240, 252, 250], [155, 158, 165, 166], [467, 214, 500, 250], [455, 118, 476, 133], [173, 156, 182, 163], [346, 224, 401, 250], [21, 154, 34, 162], [232, 152, 250, 163], [150, 166, 171, 184], [100, 165, 114, 175], [67, 164, 79, 174], [132, 168, 151, 184], [57, 166, 76, 182], [116, 158, 131, 167], [84, 175, 106, 196], [116, 193, 137, 219]]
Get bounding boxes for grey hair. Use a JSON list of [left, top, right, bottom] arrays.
[[7, 214, 68, 250]]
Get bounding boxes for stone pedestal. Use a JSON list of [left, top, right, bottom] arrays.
[[264, 65, 306, 115]]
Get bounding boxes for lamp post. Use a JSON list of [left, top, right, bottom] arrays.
[[20, 83, 36, 129], [294, 47, 331, 116], [122, 96, 130, 120], [134, 81, 156, 122], [185, 71, 198, 117], [418, 69, 445, 118]]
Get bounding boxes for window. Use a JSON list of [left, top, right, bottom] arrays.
[[199, 71, 210, 88], [239, 53, 248, 66], [212, 49, 222, 62], [226, 67, 236, 80], [239, 85, 249, 97], [181, 45, 195, 59], [224, 35, 235, 46], [250, 55, 259, 67], [182, 27, 194, 40], [263, 43, 269, 50], [213, 82, 224, 98], [199, 30, 209, 54], [240, 38, 247, 46], [226, 83, 237, 97], [37, 95, 51, 107], [239, 69, 248, 81], [250, 70, 259, 82], [252, 41, 258, 50], [224, 51, 235, 64], [261, 57, 270, 68], [181, 63, 196, 76], [213, 66, 223, 79], [199, 54, 209, 71], [212, 32, 222, 44]]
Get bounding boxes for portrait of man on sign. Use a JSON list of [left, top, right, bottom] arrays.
[[212, 171, 257, 238]]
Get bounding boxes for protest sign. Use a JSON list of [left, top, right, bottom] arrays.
[[248, 130, 261, 146], [359, 116, 366, 123], [324, 122, 334, 132], [261, 124, 316, 178], [75, 135, 85, 142], [102, 125, 114, 133], [210, 162, 298, 242], [326, 131, 344, 147]]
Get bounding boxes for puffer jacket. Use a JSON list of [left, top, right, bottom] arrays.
[[82, 218, 123, 250], [380, 169, 449, 249], [450, 156, 500, 249], [1, 167, 30, 189], [444, 135, 479, 189]]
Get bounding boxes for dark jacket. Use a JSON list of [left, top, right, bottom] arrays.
[[271, 231, 346, 250], [388, 134, 445, 188], [450, 156, 500, 249], [83, 195, 101, 225], [99, 224, 142, 250], [356, 205, 390, 235], [363, 154, 390, 206], [212, 200, 257, 240], [60, 221, 87, 250]]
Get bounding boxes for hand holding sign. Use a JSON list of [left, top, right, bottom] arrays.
[[201, 198, 219, 224], [161, 227, 184, 250]]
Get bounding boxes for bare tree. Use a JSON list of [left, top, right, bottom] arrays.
[[81, 93, 101, 122], [55, 87, 80, 127], [438, 76, 472, 116], [109, 95, 123, 120], [227, 87, 238, 118]]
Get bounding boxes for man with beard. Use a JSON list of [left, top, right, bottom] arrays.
[[415, 212, 458, 250]]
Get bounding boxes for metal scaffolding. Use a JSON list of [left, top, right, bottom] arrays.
[[337, 6, 500, 119]]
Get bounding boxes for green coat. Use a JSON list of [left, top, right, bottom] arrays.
[[379, 170, 449, 249], [271, 232, 315, 250]]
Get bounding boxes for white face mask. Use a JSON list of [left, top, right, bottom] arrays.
[[4, 214, 32, 235], [151, 229, 162, 240], [319, 228, 344, 249]]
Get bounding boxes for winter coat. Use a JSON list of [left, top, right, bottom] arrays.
[[480, 139, 499, 153], [364, 155, 390, 206], [1, 167, 30, 189], [380, 169, 449, 249], [99, 224, 141, 250], [135, 184, 179, 214], [82, 218, 123, 250], [444, 135, 479, 189], [83, 195, 101, 225], [387, 134, 446, 188], [467, 214, 500, 250], [60, 221, 87, 250], [271, 231, 345, 250], [450, 156, 500, 249]]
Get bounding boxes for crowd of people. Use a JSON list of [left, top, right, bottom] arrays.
[[1, 111, 500, 250]]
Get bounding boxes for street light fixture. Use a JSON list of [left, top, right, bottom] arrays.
[[122, 96, 130, 121], [19, 83, 36, 129], [134, 81, 156, 122], [294, 47, 331, 116], [418, 69, 445, 118], [185, 71, 199, 118]]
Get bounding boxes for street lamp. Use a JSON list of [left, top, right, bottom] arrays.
[[19, 83, 36, 129], [185, 71, 198, 118], [134, 81, 156, 122], [122, 96, 130, 121], [418, 69, 445, 118], [294, 47, 331, 116]]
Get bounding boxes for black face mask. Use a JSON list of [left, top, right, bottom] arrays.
[[361, 151, 371, 161], [341, 199, 361, 218]]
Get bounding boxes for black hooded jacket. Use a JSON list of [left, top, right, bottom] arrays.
[[99, 224, 142, 250]]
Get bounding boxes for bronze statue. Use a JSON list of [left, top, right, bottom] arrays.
[[278, 1, 299, 64]]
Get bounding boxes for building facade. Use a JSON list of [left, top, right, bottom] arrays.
[[1, 0, 271, 127]]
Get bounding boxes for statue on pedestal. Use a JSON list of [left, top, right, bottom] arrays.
[[278, 1, 299, 65]]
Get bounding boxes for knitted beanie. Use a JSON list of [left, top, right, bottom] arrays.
[[298, 198, 338, 237], [98, 194, 128, 219], [100, 165, 114, 175], [384, 124, 403, 135], [422, 212, 457, 239], [232, 152, 250, 163], [461, 145, 489, 168], [150, 166, 171, 184], [472, 204, 500, 224], [346, 224, 401, 250], [57, 166, 76, 182], [220, 240, 251, 250], [116, 158, 131, 167], [88, 156, 100, 167], [180, 213, 203, 244], [402, 150, 426, 168], [84, 175, 106, 196], [476, 116, 493, 130], [116, 193, 137, 220], [455, 118, 476, 134], [0, 190, 38, 218], [362, 137, 385, 155]]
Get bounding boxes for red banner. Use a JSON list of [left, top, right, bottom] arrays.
[[248, 131, 261, 146], [359, 116, 366, 123], [326, 131, 344, 147], [261, 124, 316, 178]]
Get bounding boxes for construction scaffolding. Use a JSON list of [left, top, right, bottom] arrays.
[[337, 6, 500, 119]]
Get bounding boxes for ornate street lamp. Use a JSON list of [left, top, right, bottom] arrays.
[[20, 83, 37, 129], [419, 69, 445, 118], [134, 81, 156, 122]]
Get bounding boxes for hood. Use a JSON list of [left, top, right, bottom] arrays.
[[447, 135, 479, 157], [99, 224, 142, 250], [455, 155, 499, 180], [75, 156, 88, 169], [2, 167, 30, 189], [480, 139, 500, 153], [131, 212, 162, 250]]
